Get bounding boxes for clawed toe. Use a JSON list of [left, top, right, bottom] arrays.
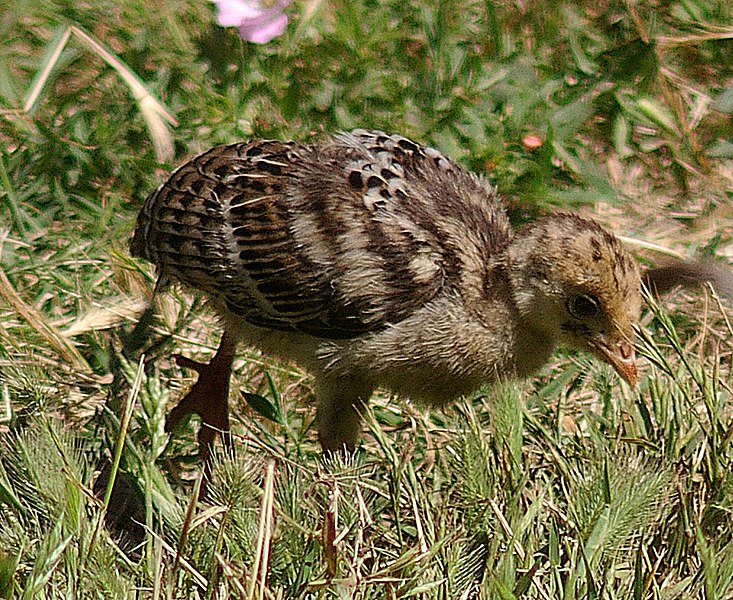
[[165, 333, 238, 476]]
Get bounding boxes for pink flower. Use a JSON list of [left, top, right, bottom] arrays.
[[211, 0, 290, 44]]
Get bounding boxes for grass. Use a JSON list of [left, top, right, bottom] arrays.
[[0, 0, 732, 597]]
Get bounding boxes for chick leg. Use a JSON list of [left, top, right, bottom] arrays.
[[166, 331, 238, 471], [315, 376, 374, 452]]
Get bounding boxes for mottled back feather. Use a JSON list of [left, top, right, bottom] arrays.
[[131, 130, 512, 338]]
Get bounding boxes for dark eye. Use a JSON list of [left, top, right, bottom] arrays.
[[567, 294, 600, 319]]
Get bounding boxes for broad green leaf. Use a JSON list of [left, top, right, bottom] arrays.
[[242, 391, 282, 424]]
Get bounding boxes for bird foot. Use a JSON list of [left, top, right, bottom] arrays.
[[165, 333, 238, 473]]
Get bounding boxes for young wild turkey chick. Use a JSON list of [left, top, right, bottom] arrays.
[[130, 129, 641, 459]]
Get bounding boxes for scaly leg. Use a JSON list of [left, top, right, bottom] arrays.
[[166, 331, 238, 477], [315, 375, 374, 453]]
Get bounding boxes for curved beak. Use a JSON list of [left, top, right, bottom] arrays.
[[589, 337, 638, 386]]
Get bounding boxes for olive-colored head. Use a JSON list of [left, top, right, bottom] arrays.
[[506, 213, 642, 384]]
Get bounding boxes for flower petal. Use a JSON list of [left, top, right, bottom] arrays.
[[211, 0, 260, 27], [240, 11, 288, 43]]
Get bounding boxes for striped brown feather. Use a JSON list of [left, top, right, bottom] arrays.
[[131, 130, 512, 338]]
